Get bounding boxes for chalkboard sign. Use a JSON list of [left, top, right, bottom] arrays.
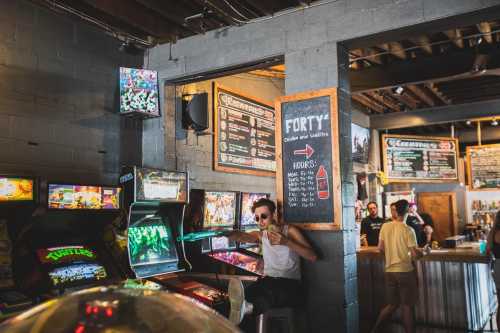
[[276, 88, 341, 230], [467, 144, 500, 190], [382, 134, 459, 183], [213, 84, 276, 177]]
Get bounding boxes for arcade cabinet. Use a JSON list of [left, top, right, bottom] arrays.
[[13, 182, 124, 300], [237, 192, 269, 255], [187, 190, 264, 277], [121, 167, 227, 309], [0, 176, 35, 315]]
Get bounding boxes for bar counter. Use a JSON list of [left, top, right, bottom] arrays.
[[358, 243, 497, 331]]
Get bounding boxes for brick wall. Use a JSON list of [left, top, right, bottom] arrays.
[[0, 0, 143, 185]]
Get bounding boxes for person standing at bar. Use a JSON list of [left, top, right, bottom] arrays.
[[361, 202, 385, 246], [487, 210, 500, 331], [371, 199, 425, 333]]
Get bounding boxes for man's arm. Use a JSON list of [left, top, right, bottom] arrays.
[[227, 230, 261, 244], [378, 239, 385, 253], [269, 225, 317, 262]]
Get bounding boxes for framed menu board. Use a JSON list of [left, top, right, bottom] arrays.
[[213, 83, 276, 176], [382, 134, 459, 183], [276, 88, 341, 230], [467, 144, 500, 190]]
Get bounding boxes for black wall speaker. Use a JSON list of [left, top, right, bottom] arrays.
[[182, 93, 208, 132]]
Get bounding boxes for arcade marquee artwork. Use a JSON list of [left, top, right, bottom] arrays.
[[0, 177, 33, 202]]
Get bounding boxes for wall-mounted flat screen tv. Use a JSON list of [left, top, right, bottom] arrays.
[[136, 168, 187, 203], [239, 192, 269, 228], [119, 67, 159, 117], [48, 263, 107, 287], [351, 123, 371, 164], [48, 184, 120, 210], [203, 191, 237, 229], [0, 177, 34, 202], [37, 246, 98, 265], [128, 217, 178, 267]]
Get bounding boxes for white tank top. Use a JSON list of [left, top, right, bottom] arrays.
[[262, 225, 301, 280]]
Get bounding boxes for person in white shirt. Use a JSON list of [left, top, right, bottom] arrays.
[[226, 198, 317, 327]]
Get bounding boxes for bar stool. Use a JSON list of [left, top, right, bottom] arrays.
[[256, 307, 305, 333]]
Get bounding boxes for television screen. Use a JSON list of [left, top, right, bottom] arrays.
[[49, 263, 107, 287], [240, 193, 268, 228], [211, 236, 236, 251], [37, 246, 97, 265], [203, 191, 236, 229], [351, 123, 370, 164], [136, 168, 187, 202], [48, 184, 120, 210], [0, 177, 34, 202], [128, 217, 178, 267], [119, 67, 159, 116]]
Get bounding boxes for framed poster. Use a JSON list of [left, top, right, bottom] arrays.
[[213, 83, 276, 177], [382, 134, 459, 183], [351, 123, 370, 164], [275, 87, 341, 230], [466, 144, 500, 191]]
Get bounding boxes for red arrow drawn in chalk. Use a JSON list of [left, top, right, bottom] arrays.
[[293, 144, 315, 159]]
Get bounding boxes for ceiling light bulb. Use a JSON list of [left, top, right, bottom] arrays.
[[466, 120, 472, 125], [492, 119, 498, 126], [394, 86, 404, 95]]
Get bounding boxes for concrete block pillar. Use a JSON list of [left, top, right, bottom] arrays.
[[285, 42, 358, 333]]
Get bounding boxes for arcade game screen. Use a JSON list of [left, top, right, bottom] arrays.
[[240, 193, 268, 228], [211, 237, 236, 251], [48, 184, 120, 210], [136, 168, 187, 202], [48, 263, 107, 287], [128, 217, 178, 267], [208, 251, 263, 276], [0, 177, 33, 202], [203, 191, 237, 229], [37, 246, 98, 265]]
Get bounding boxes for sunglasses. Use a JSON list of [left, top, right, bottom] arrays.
[[254, 213, 269, 222]]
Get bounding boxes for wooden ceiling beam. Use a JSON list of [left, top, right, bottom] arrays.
[[364, 91, 401, 112], [444, 29, 464, 48], [37, 0, 152, 41], [406, 84, 436, 107], [81, 0, 181, 39], [391, 92, 418, 109], [378, 42, 406, 60], [133, 0, 203, 35], [426, 83, 451, 105], [351, 94, 385, 113], [477, 22, 493, 43], [410, 36, 433, 55], [349, 42, 500, 92], [350, 48, 383, 65]]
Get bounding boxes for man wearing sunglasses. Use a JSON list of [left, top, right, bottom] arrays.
[[226, 198, 317, 328]]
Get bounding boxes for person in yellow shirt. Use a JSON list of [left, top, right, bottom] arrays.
[[371, 199, 426, 333]]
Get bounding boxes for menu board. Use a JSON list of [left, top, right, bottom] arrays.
[[276, 88, 341, 229], [382, 135, 459, 183], [214, 84, 276, 176], [467, 144, 500, 190]]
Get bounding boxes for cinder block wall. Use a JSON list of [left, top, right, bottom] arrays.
[[171, 73, 284, 195], [0, 0, 143, 185]]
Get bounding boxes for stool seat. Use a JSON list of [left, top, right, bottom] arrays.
[[257, 307, 305, 333]]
